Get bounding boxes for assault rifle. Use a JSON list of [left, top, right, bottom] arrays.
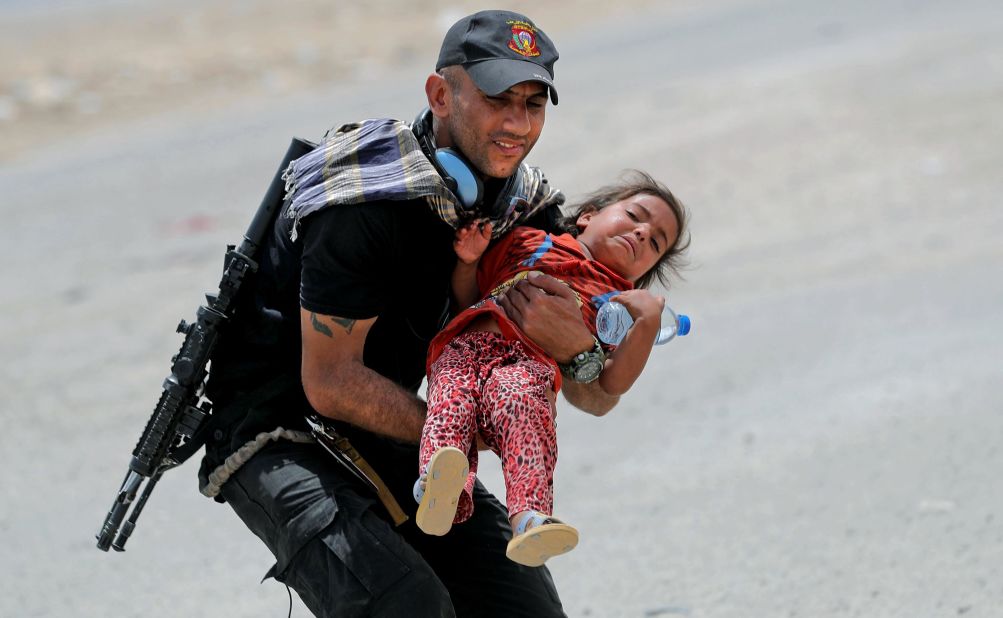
[[96, 137, 316, 551]]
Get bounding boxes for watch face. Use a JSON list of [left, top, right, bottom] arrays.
[[559, 338, 606, 383], [574, 358, 604, 383]]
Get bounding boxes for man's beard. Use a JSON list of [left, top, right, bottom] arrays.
[[446, 114, 525, 179]]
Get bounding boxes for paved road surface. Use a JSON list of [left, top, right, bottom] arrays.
[[2, 0, 1001, 616]]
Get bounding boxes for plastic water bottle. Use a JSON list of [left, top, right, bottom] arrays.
[[595, 301, 691, 346]]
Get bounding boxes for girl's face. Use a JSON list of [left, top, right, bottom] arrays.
[[575, 193, 679, 282]]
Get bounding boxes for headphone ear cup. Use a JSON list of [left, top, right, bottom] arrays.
[[410, 108, 483, 212], [434, 148, 484, 211]]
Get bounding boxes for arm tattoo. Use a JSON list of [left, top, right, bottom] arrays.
[[310, 312, 357, 338], [310, 312, 333, 338], [332, 316, 356, 334]]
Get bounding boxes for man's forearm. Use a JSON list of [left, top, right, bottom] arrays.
[[562, 380, 619, 417], [306, 359, 427, 444]]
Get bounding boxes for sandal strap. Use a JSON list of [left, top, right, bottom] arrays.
[[412, 476, 426, 504], [515, 511, 559, 535]]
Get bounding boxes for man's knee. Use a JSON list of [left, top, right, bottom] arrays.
[[370, 568, 455, 618], [283, 508, 455, 618]]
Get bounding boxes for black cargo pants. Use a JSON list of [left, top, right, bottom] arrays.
[[220, 440, 566, 617]]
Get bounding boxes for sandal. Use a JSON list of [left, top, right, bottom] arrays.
[[506, 511, 579, 567], [414, 447, 468, 536]]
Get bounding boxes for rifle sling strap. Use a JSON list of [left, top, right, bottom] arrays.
[[199, 424, 409, 527], [187, 375, 409, 527]]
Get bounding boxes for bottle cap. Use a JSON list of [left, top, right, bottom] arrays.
[[677, 314, 691, 336]]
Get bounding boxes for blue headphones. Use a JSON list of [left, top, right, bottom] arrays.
[[411, 108, 520, 217]]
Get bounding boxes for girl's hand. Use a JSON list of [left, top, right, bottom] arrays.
[[454, 220, 492, 265], [611, 289, 665, 323]]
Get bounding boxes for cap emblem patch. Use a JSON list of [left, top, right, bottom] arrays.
[[507, 20, 541, 57]]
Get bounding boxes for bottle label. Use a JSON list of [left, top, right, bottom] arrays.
[[595, 302, 632, 345]]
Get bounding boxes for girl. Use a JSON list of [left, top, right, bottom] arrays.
[[415, 171, 690, 566]]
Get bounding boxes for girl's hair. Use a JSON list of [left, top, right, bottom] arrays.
[[558, 170, 690, 289]]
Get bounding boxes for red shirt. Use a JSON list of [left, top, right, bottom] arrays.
[[427, 226, 633, 391]]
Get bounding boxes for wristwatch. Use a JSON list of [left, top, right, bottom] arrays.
[[558, 338, 606, 383]]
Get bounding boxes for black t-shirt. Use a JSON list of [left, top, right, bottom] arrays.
[[205, 198, 456, 462], [299, 200, 457, 390]]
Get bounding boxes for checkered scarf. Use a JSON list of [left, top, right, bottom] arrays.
[[282, 118, 563, 241]]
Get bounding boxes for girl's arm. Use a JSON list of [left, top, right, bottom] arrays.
[[451, 220, 492, 308], [597, 290, 665, 397]]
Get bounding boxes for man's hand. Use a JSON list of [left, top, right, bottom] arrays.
[[454, 220, 492, 265], [497, 272, 619, 416], [496, 272, 593, 364]]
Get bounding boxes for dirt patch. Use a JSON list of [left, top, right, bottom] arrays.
[[0, 0, 662, 163]]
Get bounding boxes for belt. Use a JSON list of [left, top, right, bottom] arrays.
[[306, 415, 409, 527]]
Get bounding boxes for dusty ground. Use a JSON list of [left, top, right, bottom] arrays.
[[0, 0, 673, 162]]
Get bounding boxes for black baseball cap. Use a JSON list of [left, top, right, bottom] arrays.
[[436, 10, 559, 105]]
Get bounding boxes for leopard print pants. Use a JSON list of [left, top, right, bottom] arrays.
[[421, 331, 558, 523]]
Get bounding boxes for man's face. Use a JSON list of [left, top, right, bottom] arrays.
[[443, 69, 548, 179]]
